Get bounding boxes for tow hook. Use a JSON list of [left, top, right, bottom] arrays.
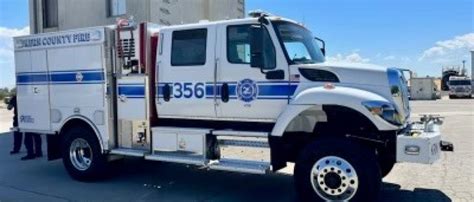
[[440, 140, 454, 152]]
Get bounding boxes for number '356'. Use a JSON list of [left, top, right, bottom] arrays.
[[173, 82, 205, 99]]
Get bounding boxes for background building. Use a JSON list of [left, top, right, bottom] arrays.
[[29, 0, 245, 34]]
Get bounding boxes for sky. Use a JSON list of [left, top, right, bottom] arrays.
[[0, 0, 473, 88]]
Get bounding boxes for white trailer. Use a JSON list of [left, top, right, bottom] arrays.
[[409, 77, 438, 100], [13, 12, 453, 201]]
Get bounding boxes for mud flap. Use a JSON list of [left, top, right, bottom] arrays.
[[47, 135, 62, 161]]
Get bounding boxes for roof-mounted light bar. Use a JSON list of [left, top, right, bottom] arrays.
[[248, 10, 272, 18]]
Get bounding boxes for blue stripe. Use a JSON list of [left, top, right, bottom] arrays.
[[16, 69, 105, 85], [17, 74, 49, 83], [118, 86, 145, 98], [154, 81, 298, 99], [205, 85, 214, 95], [50, 72, 104, 82], [258, 84, 297, 96]]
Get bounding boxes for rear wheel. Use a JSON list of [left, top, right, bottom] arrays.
[[294, 138, 381, 202], [61, 126, 108, 181]]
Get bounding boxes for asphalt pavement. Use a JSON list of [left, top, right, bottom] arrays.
[[0, 99, 472, 201]]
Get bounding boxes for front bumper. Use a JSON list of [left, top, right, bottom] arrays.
[[449, 92, 471, 97], [396, 115, 453, 164]]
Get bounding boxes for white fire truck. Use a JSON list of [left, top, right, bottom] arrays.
[[13, 12, 452, 201]]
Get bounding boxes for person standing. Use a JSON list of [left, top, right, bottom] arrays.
[[21, 132, 42, 160], [7, 95, 22, 154]]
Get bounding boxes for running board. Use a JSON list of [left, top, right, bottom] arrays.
[[209, 159, 271, 175], [145, 152, 207, 166], [109, 148, 148, 157]]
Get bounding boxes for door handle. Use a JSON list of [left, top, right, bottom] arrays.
[[163, 83, 171, 102], [221, 83, 229, 103], [33, 87, 40, 94], [119, 94, 127, 102]]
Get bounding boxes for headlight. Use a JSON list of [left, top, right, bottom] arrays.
[[362, 101, 403, 126]]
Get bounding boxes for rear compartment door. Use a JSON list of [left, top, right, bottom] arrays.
[[15, 50, 51, 131]]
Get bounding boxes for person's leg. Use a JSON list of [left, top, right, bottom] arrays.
[[33, 134, 43, 157], [10, 131, 22, 154], [21, 133, 36, 160]]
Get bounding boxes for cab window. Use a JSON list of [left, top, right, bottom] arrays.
[[171, 29, 207, 66], [227, 25, 276, 68]]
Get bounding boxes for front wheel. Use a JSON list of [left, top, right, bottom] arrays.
[[294, 138, 381, 202], [61, 126, 108, 181]]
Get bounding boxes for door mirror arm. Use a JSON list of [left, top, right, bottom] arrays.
[[314, 37, 326, 56], [249, 25, 264, 69]]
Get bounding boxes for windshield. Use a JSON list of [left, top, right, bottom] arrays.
[[449, 80, 471, 86], [272, 21, 325, 64]]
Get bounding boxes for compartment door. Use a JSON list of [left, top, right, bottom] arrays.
[[116, 76, 149, 149], [16, 50, 51, 131], [117, 76, 147, 120]]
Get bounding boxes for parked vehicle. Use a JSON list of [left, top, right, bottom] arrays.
[[449, 76, 472, 99], [12, 12, 453, 201]]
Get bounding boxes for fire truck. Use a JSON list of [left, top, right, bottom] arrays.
[[13, 12, 452, 201]]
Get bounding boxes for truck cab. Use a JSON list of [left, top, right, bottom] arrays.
[[13, 11, 453, 202], [448, 76, 472, 98]]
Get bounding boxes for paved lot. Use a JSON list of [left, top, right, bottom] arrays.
[[0, 99, 472, 201]]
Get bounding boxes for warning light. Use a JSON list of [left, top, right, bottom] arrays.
[[324, 83, 335, 90]]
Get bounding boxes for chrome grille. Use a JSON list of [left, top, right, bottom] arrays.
[[455, 87, 466, 92]]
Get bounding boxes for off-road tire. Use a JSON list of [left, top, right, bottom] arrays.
[[294, 138, 381, 202], [61, 126, 108, 181]]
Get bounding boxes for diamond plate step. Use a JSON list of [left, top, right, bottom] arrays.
[[209, 159, 271, 174]]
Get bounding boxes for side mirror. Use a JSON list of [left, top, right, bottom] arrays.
[[249, 25, 263, 68]]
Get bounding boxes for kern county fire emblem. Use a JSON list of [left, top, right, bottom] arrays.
[[75, 72, 84, 82], [237, 79, 258, 103]]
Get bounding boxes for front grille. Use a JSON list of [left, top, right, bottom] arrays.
[[455, 87, 466, 92]]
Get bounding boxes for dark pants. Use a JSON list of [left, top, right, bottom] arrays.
[[12, 131, 23, 152], [24, 133, 42, 156]]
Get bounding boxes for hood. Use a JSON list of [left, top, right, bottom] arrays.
[[294, 61, 390, 87]]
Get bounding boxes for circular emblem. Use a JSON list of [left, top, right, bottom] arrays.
[[236, 79, 258, 103], [75, 72, 84, 82]]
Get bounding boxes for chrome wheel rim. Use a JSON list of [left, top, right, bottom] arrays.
[[310, 156, 359, 201], [69, 138, 93, 171]]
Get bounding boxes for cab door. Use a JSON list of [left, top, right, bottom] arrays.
[[215, 23, 290, 121], [157, 25, 217, 118]]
